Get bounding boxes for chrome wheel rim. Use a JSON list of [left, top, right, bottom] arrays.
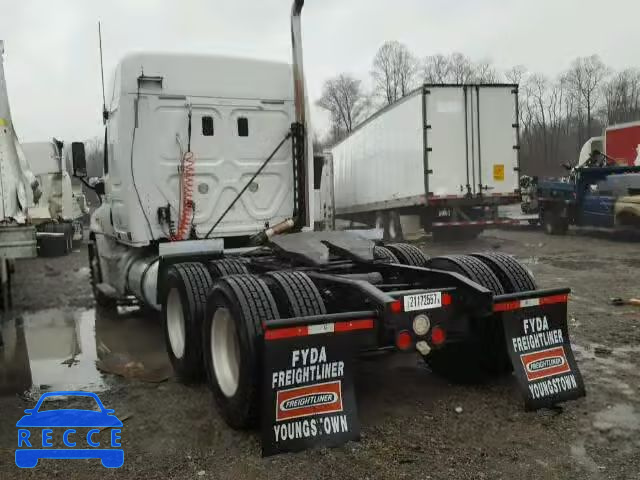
[[211, 307, 240, 397], [166, 289, 186, 359]]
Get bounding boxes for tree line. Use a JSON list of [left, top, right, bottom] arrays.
[[317, 41, 640, 177]]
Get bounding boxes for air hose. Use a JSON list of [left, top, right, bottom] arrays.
[[171, 108, 195, 241]]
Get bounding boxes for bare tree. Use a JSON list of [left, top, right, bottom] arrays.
[[473, 59, 499, 83], [505, 65, 527, 85], [601, 68, 640, 124], [316, 74, 370, 143], [565, 55, 609, 139], [422, 54, 451, 84], [448, 53, 474, 84], [371, 41, 418, 105]]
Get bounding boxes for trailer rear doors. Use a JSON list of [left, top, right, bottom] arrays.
[[424, 85, 519, 198]]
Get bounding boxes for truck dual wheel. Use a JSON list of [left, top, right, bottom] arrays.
[[384, 243, 429, 267], [542, 211, 568, 235], [470, 252, 537, 293], [208, 258, 249, 278], [162, 262, 214, 382], [373, 245, 399, 263], [265, 271, 326, 317], [88, 237, 116, 309], [203, 274, 280, 429], [422, 255, 511, 383]]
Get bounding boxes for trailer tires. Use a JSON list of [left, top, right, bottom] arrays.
[[266, 271, 326, 318], [208, 259, 249, 278], [373, 246, 399, 263], [422, 255, 511, 383], [384, 243, 429, 267], [470, 252, 537, 293], [203, 274, 280, 429], [162, 262, 214, 383]]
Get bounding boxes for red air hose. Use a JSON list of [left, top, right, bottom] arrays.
[[172, 151, 195, 241]]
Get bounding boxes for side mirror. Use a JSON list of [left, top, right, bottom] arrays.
[[23, 408, 35, 415], [71, 142, 87, 177], [562, 163, 572, 171]]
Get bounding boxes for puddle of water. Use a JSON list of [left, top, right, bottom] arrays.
[[0, 306, 171, 397], [570, 440, 600, 474], [593, 404, 640, 435], [572, 344, 637, 372]]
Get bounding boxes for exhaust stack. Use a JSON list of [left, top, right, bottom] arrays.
[[291, 0, 306, 128]]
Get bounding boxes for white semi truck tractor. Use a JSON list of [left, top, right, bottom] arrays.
[[74, 0, 581, 432], [0, 40, 40, 309]]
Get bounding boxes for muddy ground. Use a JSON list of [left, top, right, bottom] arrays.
[[0, 227, 639, 479]]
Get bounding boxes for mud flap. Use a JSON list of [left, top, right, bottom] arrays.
[[261, 316, 374, 456], [495, 288, 586, 410]]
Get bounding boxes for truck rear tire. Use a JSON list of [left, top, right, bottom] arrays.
[[162, 262, 213, 383], [373, 246, 399, 263], [203, 274, 280, 429], [265, 271, 326, 317], [470, 252, 537, 293], [422, 255, 511, 383], [385, 243, 429, 267], [542, 211, 568, 235], [208, 259, 249, 278]]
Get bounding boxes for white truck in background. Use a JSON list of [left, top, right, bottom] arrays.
[[0, 40, 40, 309], [322, 84, 521, 240], [22, 139, 89, 255]]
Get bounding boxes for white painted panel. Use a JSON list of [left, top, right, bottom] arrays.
[[476, 87, 519, 194], [332, 92, 425, 212], [425, 87, 469, 196]]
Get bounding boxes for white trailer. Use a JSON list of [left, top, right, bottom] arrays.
[[0, 40, 40, 308], [326, 84, 521, 240], [22, 139, 89, 255]]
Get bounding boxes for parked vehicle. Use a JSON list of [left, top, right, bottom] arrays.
[[538, 165, 640, 234], [321, 84, 521, 241], [0, 40, 40, 309], [578, 121, 640, 168], [22, 139, 89, 256], [73, 0, 582, 442]]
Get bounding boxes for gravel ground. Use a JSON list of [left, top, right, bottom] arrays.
[[1, 227, 639, 479]]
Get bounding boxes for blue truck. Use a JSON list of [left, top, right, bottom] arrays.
[[535, 165, 640, 234]]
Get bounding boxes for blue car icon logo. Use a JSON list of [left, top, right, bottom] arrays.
[[16, 391, 123, 468]]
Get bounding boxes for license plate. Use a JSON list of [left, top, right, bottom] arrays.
[[403, 292, 442, 312]]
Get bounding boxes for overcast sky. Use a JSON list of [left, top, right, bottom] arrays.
[[1, 0, 638, 143]]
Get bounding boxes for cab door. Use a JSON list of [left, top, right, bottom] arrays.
[[581, 180, 615, 227]]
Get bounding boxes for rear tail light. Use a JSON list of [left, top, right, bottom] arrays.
[[390, 300, 403, 314], [442, 293, 452, 306], [395, 330, 413, 351], [431, 326, 446, 346]]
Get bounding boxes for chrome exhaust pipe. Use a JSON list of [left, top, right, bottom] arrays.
[[291, 0, 306, 127]]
